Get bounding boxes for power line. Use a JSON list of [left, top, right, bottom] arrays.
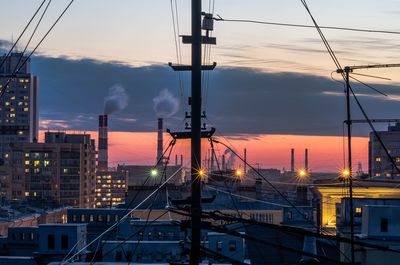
[[61, 166, 182, 264], [0, 0, 47, 69], [214, 15, 400, 36], [0, 0, 75, 100]]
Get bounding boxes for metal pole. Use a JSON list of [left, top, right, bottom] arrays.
[[190, 0, 202, 264], [345, 66, 355, 264]]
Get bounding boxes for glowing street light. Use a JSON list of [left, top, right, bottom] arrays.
[[341, 168, 351, 179], [297, 169, 308, 179], [150, 169, 158, 177], [234, 169, 243, 178], [198, 169, 205, 178]]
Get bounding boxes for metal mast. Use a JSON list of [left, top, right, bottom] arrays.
[[337, 63, 400, 264], [190, 0, 202, 264]]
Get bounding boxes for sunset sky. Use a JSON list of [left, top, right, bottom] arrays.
[[3, 1, 400, 171]]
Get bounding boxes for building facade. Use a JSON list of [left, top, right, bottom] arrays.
[[0, 53, 38, 160], [9, 132, 96, 207], [369, 123, 400, 178], [95, 170, 127, 208]]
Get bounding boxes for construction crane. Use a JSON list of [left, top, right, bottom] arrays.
[[337, 63, 400, 264]]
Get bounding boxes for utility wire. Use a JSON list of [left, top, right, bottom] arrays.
[[0, 0, 46, 69], [349, 86, 400, 175], [214, 15, 400, 36], [11, 0, 53, 79], [61, 166, 182, 264], [349, 75, 388, 97], [0, 0, 75, 100]]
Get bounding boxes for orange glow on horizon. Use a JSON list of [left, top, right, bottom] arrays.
[[39, 130, 368, 172]]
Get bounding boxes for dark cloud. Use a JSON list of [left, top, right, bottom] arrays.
[[30, 55, 400, 136]]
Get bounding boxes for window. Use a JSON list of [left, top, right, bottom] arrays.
[[81, 214, 86, 222], [61, 234, 68, 250], [106, 214, 110, 222], [89, 214, 94, 222], [98, 214, 103, 222], [376, 157, 382, 162], [12, 233, 16, 240], [20, 233, 24, 240], [355, 207, 362, 216], [229, 240, 237, 251], [148, 232, 152, 240], [48, 234, 55, 250], [381, 218, 389, 232], [287, 211, 293, 220], [72, 214, 77, 223], [216, 240, 223, 251]]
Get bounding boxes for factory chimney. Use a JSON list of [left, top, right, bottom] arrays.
[[291, 148, 295, 172], [157, 118, 163, 164], [305, 148, 308, 172], [98, 115, 108, 171]]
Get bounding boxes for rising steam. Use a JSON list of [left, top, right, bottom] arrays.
[[224, 148, 236, 169], [104, 84, 129, 115], [153, 89, 179, 118]]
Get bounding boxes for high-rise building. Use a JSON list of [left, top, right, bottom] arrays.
[[369, 123, 400, 178], [0, 53, 39, 160], [9, 132, 96, 208]]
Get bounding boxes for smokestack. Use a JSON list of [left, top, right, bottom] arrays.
[[98, 115, 108, 171], [305, 148, 308, 171], [222, 155, 226, 171], [291, 148, 295, 172], [180, 154, 183, 166], [157, 118, 163, 164], [244, 148, 247, 176], [175, 154, 178, 166], [210, 151, 215, 171]]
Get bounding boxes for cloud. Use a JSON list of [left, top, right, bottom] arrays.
[[29, 54, 400, 137]]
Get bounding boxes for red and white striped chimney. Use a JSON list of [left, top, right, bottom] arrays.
[[98, 115, 108, 171]]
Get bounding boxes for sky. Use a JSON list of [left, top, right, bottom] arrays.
[[2, 0, 400, 171]]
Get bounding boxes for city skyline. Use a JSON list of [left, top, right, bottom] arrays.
[[2, 1, 400, 171]]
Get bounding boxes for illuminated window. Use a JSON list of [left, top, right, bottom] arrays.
[[4, 102, 9, 106], [33, 192, 37, 197], [44, 160, 50, 167], [23, 107, 28, 112], [24, 192, 29, 197], [375, 157, 382, 162], [9, 113, 15, 118], [25, 168, 29, 173], [23, 96, 28, 101], [375, 173, 381, 177], [396, 157, 400, 163], [10, 96, 15, 100], [25, 153, 29, 157], [63, 168, 69, 174], [17, 131, 23, 135], [34, 160, 40, 167], [386, 173, 392, 177], [25, 160, 30, 165], [355, 207, 362, 216], [10, 108, 14, 112], [4, 153, 8, 158]]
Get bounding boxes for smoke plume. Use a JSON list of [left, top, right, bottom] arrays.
[[224, 148, 236, 169], [104, 84, 129, 115], [153, 89, 179, 118]]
